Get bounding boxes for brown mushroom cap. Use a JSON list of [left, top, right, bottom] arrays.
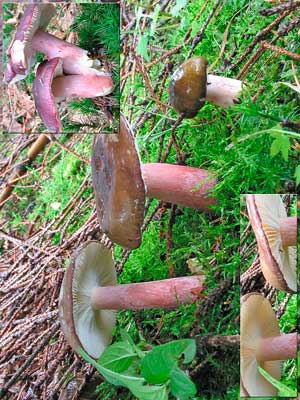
[[6, 4, 55, 81], [59, 241, 117, 359], [246, 194, 296, 293], [240, 292, 281, 397], [32, 57, 63, 133], [91, 115, 146, 249]]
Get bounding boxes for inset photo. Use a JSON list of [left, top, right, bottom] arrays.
[[2, 2, 120, 134], [240, 194, 297, 398]]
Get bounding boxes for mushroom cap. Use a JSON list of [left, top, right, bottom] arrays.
[[240, 292, 281, 397], [32, 57, 63, 133], [59, 241, 117, 359], [6, 4, 55, 80], [92, 115, 146, 249], [246, 194, 296, 293], [169, 56, 208, 118]]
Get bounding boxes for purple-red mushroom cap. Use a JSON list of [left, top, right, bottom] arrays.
[[33, 57, 114, 133], [5, 4, 56, 83]]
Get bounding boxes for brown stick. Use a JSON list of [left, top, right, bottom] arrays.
[[0, 134, 50, 207]]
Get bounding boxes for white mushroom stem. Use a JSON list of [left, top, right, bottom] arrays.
[[141, 163, 216, 210], [206, 74, 242, 107], [279, 216, 297, 247], [256, 332, 297, 362], [90, 276, 203, 310]]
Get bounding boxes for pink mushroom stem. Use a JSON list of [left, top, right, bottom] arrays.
[[141, 163, 216, 210], [32, 29, 97, 75], [279, 216, 297, 247], [90, 276, 203, 310], [52, 75, 113, 99], [256, 333, 297, 362]]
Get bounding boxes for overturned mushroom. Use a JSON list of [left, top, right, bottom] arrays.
[[169, 57, 242, 118], [240, 292, 297, 397], [5, 4, 56, 83], [33, 58, 113, 132], [91, 114, 216, 248], [59, 241, 204, 359], [246, 194, 297, 293]]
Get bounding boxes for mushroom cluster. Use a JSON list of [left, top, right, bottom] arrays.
[[59, 115, 213, 358], [169, 57, 243, 118], [4, 4, 114, 133], [240, 292, 297, 397], [246, 194, 297, 292]]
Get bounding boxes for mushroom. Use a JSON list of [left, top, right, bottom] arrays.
[[169, 57, 242, 118], [240, 292, 297, 397], [246, 194, 297, 293], [31, 30, 102, 76], [5, 4, 56, 83], [59, 241, 204, 359], [91, 114, 216, 249], [32, 58, 113, 132]]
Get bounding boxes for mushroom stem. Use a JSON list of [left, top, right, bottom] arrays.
[[52, 75, 113, 99], [206, 74, 242, 107], [90, 276, 203, 310], [256, 332, 297, 362], [141, 163, 216, 210], [32, 29, 99, 75], [279, 216, 297, 247]]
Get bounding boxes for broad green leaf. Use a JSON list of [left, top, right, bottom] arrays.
[[98, 341, 137, 372], [258, 366, 296, 397], [120, 329, 145, 359], [137, 35, 149, 61], [141, 339, 196, 384], [294, 165, 300, 187], [79, 347, 142, 387], [170, 0, 188, 17], [169, 366, 197, 399], [80, 347, 167, 400], [128, 381, 168, 400]]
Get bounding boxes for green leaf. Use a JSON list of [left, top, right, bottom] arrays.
[[120, 329, 145, 359], [141, 339, 196, 384], [137, 35, 149, 61], [98, 341, 137, 372], [79, 347, 168, 400], [79, 347, 141, 387], [169, 367, 197, 399], [128, 382, 168, 400], [258, 366, 296, 397], [270, 131, 290, 161], [294, 165, 300, 187], [170, 0, 188, 17]]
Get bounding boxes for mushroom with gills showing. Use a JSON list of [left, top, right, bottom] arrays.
[[240, 292, 297, 397], [169, 56, 243, 118], [32, 57, 113, 133], [246, 194, 297, 293], [91, 114, 217, 249], [59, 241, 204, 359], [5, 4, 56, 83]]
